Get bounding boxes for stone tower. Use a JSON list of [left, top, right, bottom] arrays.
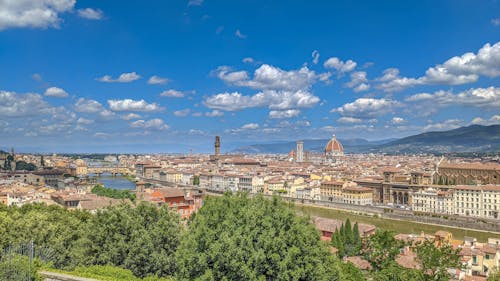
[[214, 136, 220, 160], [296, 141, 304, 163]]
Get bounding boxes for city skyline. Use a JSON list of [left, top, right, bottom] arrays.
[[1, 0, 499, 152]]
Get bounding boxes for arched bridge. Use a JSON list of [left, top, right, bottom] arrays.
[[86, 167, 132, 176]]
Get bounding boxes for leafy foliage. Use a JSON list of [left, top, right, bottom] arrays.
[[48, 265, 173, 281], [91, 185, 136, 202], [412, 239, 461, 281], [372, 262, 424, 281], [175, 193, 355, 281], [362, 229, 405, 271], [15, 160, 37, 171]]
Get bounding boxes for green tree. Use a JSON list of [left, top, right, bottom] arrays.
[[372, 262, 424, 281], [15, 161, 37, 171], [175, 193, 353, 281], [73, 202, 180, 278], [413, 239, 461, 281], [363, 229, 404, 270], [488, 269, 500, 281]]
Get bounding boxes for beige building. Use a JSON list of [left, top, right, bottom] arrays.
[[412, 188, 454, 214], [453, 185, 500, 219], [320, 181, 373, 205]]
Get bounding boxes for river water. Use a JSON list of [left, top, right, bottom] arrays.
[[94, 174, 136, 190]]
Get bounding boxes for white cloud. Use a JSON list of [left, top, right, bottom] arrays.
[[241, 123, 259, 130], [323, 57, 357, 73], [160, 89, 190, 98], [269, 109, 300, 119], [312, 50, 320, 64], [337, 117, 363, 124], [405, 87, 500, 109], [235, 29, 247, 39], [96, 72, 141, 83], [108, 99, 163, 112], [345, 71, 369, 92], [492, 18, 500, 26], [377, 42, 500, 91], [205, 110, 224, 117], [204, 90, 319, 111], [470, 115, 500, 125], [0, 0, 75, 30], [77, 8, 103, 20], [148, 75, 169, 85], [216, 63, 327, 91], [130, 118, 169, 130], [74, 98, 115, 119], [74, 98, 104, 113], [121, 113, 141, 120], [76, 117, 94, 125], [174, 109, 191, 117], [333, 98, 402, 118], [44, 87, 68, 98], [423, 119, 464, 131], [0, 91, 53, 117], [391, 117, 405, 124]]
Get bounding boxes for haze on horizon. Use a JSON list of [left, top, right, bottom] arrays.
[[0, 0, 499, 153]]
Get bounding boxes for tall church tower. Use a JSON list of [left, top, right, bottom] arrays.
[[296, 141, 304, 163], [214, 136, 220, 160]]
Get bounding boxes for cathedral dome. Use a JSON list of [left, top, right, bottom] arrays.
[[324, 135, 344, 153]]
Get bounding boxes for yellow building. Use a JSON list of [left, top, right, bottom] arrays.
[[320, 180, 343, 202]]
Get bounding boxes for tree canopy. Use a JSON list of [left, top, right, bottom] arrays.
[[175, 193, 357, 281]]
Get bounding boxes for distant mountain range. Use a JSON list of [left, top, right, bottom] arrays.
[[232, 125, 500, 154]]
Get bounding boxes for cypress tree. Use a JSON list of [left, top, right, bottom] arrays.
[[345, 219, 353, 244]]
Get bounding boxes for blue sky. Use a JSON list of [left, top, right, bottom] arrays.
[[0, 0, 499, 153]]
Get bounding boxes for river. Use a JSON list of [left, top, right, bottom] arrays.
[[93, 174, 136, 190]]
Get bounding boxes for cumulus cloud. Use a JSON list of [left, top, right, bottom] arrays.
[[323, 57, 357, 73], [333, 98, 402, 118], [492, 18, 500, 26], [96, 72, 141, 83], [0, 91, 53, 117], [130, 118, 169, 130], [76, 117, 94, 125], [108, 99, 163, 112], [74, 98, 115, 119], [377, 42, 500, 92], [77, 8, 103, 20], [405, 87, 500, 109], [74, 98, 104, 113], [205, 110, 224, 117], [44, 87, 68, 98], [423, 119, 464, 131], [269, 109, 300, 119], [160, 89, 191, 98], [121, 113, 141, 120], [148, 75, 169, 85], [204, 90, 319, 111], [174, 109, 191, 117], [241, 123, 259, 130], [312, 50, 320, 64], [470, 115, 500, 125], [345, 71, 370, 92], [0, 0, 75, 30], [337, 117, 363, 124], [391, 117, 406, 124]]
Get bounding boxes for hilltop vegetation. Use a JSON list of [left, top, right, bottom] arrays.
[[0, 194, 466, 280]]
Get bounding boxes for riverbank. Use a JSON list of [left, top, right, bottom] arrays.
[[296, 203, 500, 242]]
